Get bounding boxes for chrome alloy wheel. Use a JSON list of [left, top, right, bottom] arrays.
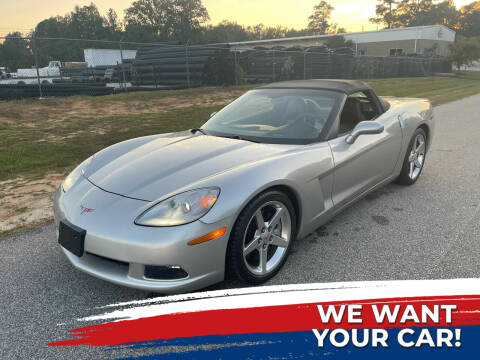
[[242, 201, 292, 276], [408, 133, 426, 180]]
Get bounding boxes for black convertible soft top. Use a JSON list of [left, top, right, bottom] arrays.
[[259, 79, 372, 95]]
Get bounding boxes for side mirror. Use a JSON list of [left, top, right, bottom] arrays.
[[346, 121, 384, 144], [210, 112, 217, 118]]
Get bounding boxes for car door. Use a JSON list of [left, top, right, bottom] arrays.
[[328, 91, 402, 208]]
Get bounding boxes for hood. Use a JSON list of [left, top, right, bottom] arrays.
[[86, 133, 291, 202]]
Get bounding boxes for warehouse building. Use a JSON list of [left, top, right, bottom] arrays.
[[229, 25, 455, 57]]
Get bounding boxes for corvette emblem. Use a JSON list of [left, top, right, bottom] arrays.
[[80, 205, 95, 215]]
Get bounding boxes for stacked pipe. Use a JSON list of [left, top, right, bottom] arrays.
[[237, 46, 356, 83], [330, 47, 355, 79], [304, 46, 332, 79], [237, 46, 328, 83], [0, 83, 114, 100], [132, 44, 230, 88]]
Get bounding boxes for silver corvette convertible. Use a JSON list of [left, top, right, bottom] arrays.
[[54, 79, 434, 293]]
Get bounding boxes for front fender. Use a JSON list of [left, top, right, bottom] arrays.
[[199, 143, 335, 239]]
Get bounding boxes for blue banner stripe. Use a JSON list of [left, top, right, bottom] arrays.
[[114, 325, 477, 360]]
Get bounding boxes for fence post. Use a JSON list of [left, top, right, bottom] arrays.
[[303, 51, 307, 80], [272, 49, 276, 82], [32, 37, 43, 98], [234, 49, 238, 86], [185, 45, 191, 88], [119, 40, 127, 92], [153, 65, 158, 89]]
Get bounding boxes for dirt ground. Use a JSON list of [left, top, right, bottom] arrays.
[[0, 174, 64, 234]]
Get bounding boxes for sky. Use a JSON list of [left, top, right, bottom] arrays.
[[0, 0, 474, 36]]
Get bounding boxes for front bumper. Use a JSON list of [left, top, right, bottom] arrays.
[[54, 179, 233, 293]]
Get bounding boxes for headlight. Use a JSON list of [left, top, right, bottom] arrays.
[[62, 157, 92, 193], [135, 188, 220, 227]]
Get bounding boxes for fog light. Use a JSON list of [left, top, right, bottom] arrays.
[[144, 265, 188, 280]]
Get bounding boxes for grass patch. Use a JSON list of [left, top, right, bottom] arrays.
[[0, 105, 222, 181], [0, 73, 479, 183], [366, 73, 480, 105]]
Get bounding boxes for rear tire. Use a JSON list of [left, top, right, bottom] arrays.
[[226, 190, 297, 284], [397, 128, 427, 185]]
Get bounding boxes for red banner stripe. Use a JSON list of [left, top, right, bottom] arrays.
[[50, 295, 480, 347]]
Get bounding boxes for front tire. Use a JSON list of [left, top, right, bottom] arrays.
[[226, 190, 297, 284], [397, 128, 427, 185]]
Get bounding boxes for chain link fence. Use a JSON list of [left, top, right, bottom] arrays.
[[0, 36, 452, 100]]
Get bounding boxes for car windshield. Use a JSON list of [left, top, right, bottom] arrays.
[[202, 88, 343, 144]]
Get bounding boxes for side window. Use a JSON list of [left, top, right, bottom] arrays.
[[339, 91, 381, 135], [389, 48, 404, 56]]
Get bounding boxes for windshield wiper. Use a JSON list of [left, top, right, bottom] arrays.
[[218, 135, 260, 143], [190, 128, 208, 135]]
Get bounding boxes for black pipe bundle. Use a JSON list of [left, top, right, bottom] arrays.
[[0, 83, 114, 100], [132, 43, 231, 88]]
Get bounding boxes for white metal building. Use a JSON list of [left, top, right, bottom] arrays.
[[230, 25, 456, 57], [83, 48, 137, 67]]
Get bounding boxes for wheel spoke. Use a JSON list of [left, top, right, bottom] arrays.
[[409, 161, 415, 178], [260, 247, 267, 274], [268, 207, 284, 228], [244, 236, 260, 256], [255, 209, 265, 231], [270, 234, 288, 248], [415, 157, 423, 168], [415, 139, 425, 153]]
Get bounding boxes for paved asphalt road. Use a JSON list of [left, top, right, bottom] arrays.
[[2, 94, 480, 359]]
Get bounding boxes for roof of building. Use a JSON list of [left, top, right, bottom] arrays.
[[259, 79, 371, 94], [228, 24, 456, 47]]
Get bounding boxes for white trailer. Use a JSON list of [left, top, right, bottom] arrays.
[[84, 48, 137, 67]]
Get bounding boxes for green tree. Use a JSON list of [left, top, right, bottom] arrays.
[[245, 24, 292, 40], [66, 3, 108, 39], [327, 24, 347, 34], [457, 1, 480, 37], [174, 0, 210, 42], [202, 21, 250, 43], [0, 32, 34, 72], [307, 1, 335, 35], [371, 0, 458, 29], [104, 8, 123, 39], [33, 17, 73, 65], [122, 23, 159, 43], [325, 35, 354, 49], [431, 0, 458, 28], [124, 0, 209, 43], [370, 0, 399, 29], [395, 0, 457, 27], [448, 36, 480, 69]]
